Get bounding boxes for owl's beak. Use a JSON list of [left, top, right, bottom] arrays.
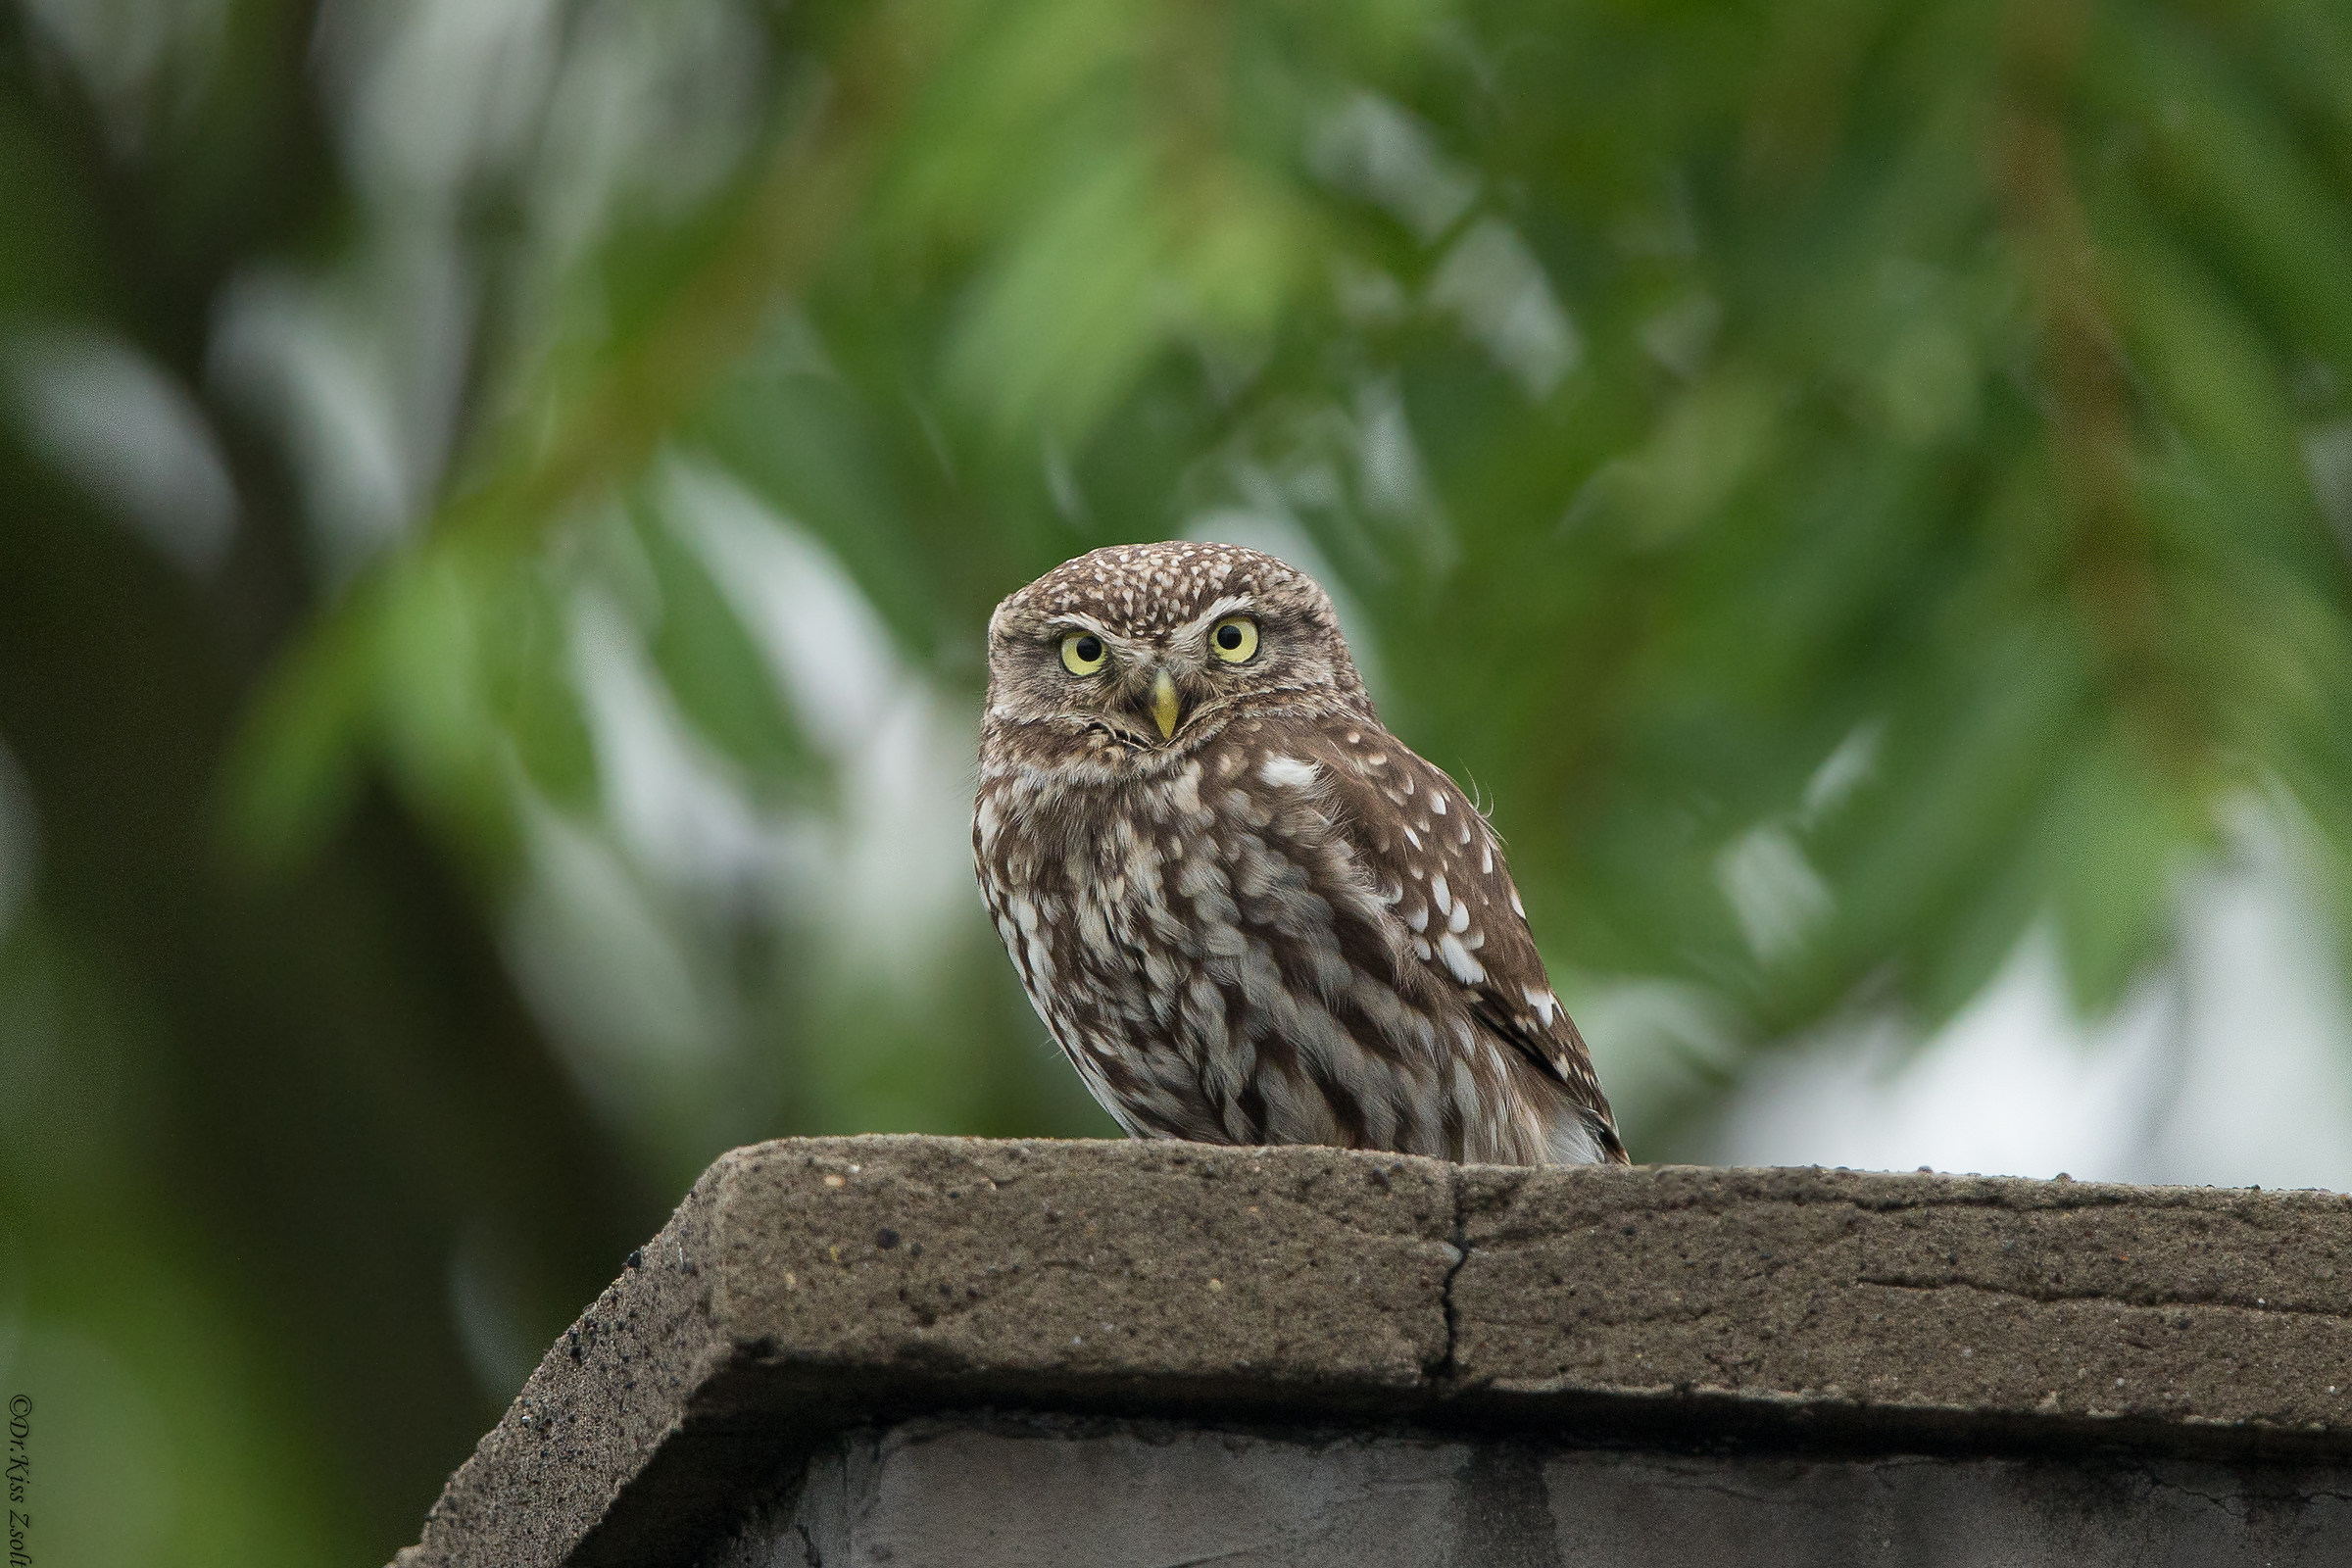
[[1149, 669, 1180, 740]]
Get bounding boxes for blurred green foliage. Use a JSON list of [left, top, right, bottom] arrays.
[[4, 0, 2352, 1562]]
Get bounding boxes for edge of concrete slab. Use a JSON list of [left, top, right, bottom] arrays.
[[389, 1137, 2352, 1568]]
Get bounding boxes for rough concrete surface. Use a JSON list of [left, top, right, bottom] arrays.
[[704, 1413, 2352, 1568], [1451, 1163, 2352, 1435], [388, 1137, 2352, 1568]]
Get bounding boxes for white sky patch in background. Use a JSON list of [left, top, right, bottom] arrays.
[[2307, 418, 2352, 552], [666, 461, 980, 993], [666, 462, 900, 757], [211, 245, 473, 582], [508, 793, 734, 1081], [1427, 218, 1581, 401], [507, 570, 811, 1123], [1307, 92, 1478, 246], [1717, 934, 2175, 1183], [1800, 720, 1882, 824], [1713, 727, 1871, 967], [529, 0, 766, 268], [1353, 373, 1441, 526], [335, 0, 560, 203], [5, 329, 237, 574], [510, 462, 987, 1134], [1713, 801, 2352, 1191], [507, 579, 780, 1122], [1715, 823, 1833, 966], [566, 581, 802, 900]]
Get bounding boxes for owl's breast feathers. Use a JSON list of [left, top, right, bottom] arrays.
[[975, 709, 1625, 1165]]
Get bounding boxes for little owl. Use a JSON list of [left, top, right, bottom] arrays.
[[974, 542, 1625, 1166]]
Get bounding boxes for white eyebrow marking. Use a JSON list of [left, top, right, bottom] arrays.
[[1043, 612, 1121, 640], [1179, 595, 1255, 637]]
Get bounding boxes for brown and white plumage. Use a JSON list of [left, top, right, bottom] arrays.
[[973, 541, 1625, 1166]]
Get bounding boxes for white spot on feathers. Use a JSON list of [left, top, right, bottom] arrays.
[[1258, 756, 1320, 790], [1447, 899, 1470, 935], [1437, 933, 1486, 985], [1431, 876, 1451, 916], [1170, 761, 1204, 818]]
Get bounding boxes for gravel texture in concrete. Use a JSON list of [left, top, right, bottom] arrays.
[[388, 1137, 2352, 1568]]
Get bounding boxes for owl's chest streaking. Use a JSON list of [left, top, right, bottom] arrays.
[[973, 720, 1548, 1160]]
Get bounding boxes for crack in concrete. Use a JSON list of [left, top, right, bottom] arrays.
[[1516, 1186, 2309, 1223], [1435, 1170, 1470, 1380], [1854, 1275, 2352, 1324]]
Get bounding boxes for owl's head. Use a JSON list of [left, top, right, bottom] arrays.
[[983, 541, 1370, 760]]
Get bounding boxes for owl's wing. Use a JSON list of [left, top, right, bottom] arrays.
[[1298, 727, 1626, 1161]]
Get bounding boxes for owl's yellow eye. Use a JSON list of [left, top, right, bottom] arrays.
[[1208, 615, 1258, 663], [1060, 631, 1108, 675]]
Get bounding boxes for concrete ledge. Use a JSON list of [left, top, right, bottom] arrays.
[[390, 1137, 2352, 1568]]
